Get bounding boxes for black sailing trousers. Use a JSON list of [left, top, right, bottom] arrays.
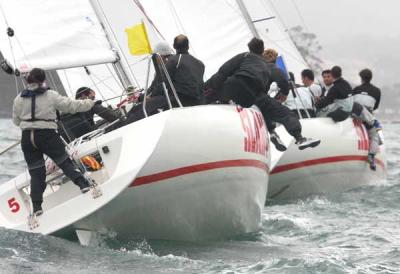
[[21, 129, 86, 206], [222, 75, 302, 139]]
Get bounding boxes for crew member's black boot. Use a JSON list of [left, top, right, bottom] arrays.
[[367, 153, 377, 171], [33, 202, 43, 216], [270, 131, 287, 151], [74, 177, 91, 193], [295, 135, 321, 150]]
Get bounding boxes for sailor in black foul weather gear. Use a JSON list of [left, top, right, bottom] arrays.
[[124, 35, 205, 125], [58, 87, 121, 141], [353, 68, 381, 112], [12, 68, 95, 215], [204, 38, 320, 151], [316, 66, 354, 121], [150, 35, 205, 106], [353, 68, 382, 170]]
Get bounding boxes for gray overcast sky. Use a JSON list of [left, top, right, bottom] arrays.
[[271, 0, 400, 86]]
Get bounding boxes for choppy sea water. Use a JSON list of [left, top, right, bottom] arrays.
[[0, 118, 399, 274]]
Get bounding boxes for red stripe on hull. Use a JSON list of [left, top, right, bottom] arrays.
[[131, 159, 269, 187], [271, 155, 385, 174]]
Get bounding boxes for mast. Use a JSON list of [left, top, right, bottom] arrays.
[[89, 0, 136, 89], [235, 0, 260, 38]]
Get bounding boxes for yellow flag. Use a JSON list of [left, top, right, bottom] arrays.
[[125, 22, 152, 55]]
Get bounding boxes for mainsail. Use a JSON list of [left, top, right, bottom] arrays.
[[139, 0, 253, 79], [240, 0, 308, 79], [89, 0, 165, 88], [0, 0, 117, 72], [139, 0, 308, 79]]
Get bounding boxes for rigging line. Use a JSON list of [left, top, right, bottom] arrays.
[[264, 0, 308, 66], [0, 3, 21, 94], [166, 0, 185, 34], [62, 70, 73, 97], [95, 0, 140, 87], [287, 0, 320, 71], [266, 0, 289, 31], [58, 104, 123, 134], [105, 63, 124, 91], [252, 16, 275, 24], [290, 0, 310, 33], [90, 72, 121, 96], [1, 2, 36, 75], [133, 0, 166, 41], [166, 0, 199, 57], [230, 0, 305, 66], [82, 70, 126, 94], [62, 68, 125, 99], [47, 71, 58, 91], [84, 66, 109, 106]]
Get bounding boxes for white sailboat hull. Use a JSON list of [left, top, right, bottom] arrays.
[[268, 118, 386, 200], [0, 105, 270, 242]]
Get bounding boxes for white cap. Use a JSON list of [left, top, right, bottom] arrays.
[[153, 41, 174, 56]]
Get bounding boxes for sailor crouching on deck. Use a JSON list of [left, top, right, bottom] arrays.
[[204, 37, 320, 151], [12, 68, 95, 216]]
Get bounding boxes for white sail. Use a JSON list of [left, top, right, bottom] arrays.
[[89, 0, 165, 88], [140, 0, 307, 80], [0, 0, 117, 72], [139, 0, 253, 79], [240, 0, 308, 79]]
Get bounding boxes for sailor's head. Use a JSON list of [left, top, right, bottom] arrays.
[[322, 69, 333, 86], [331, 66, 342, 80], [27, 68, 46, 84], [76, 87, 95, 100], [173, 34, 189, 54], [359, 68, 372, 84], [263, 48, 278, 63], [301, 69, 315, 87], [248, 38, 264, 55], [154, 41, 174, 62]]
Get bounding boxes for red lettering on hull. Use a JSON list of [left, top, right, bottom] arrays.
[[353, 119, 369, 151], [237, 107, 268, 156]]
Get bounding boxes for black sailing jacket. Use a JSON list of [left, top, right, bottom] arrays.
[[204, 52, 289, 96], [316, 77, 353, 109], [151, 52, 205, 105], [353, 82, 381, 110]]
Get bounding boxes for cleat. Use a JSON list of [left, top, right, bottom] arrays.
[[296, 137, 321, 150], [270, 131, 287, 152]]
